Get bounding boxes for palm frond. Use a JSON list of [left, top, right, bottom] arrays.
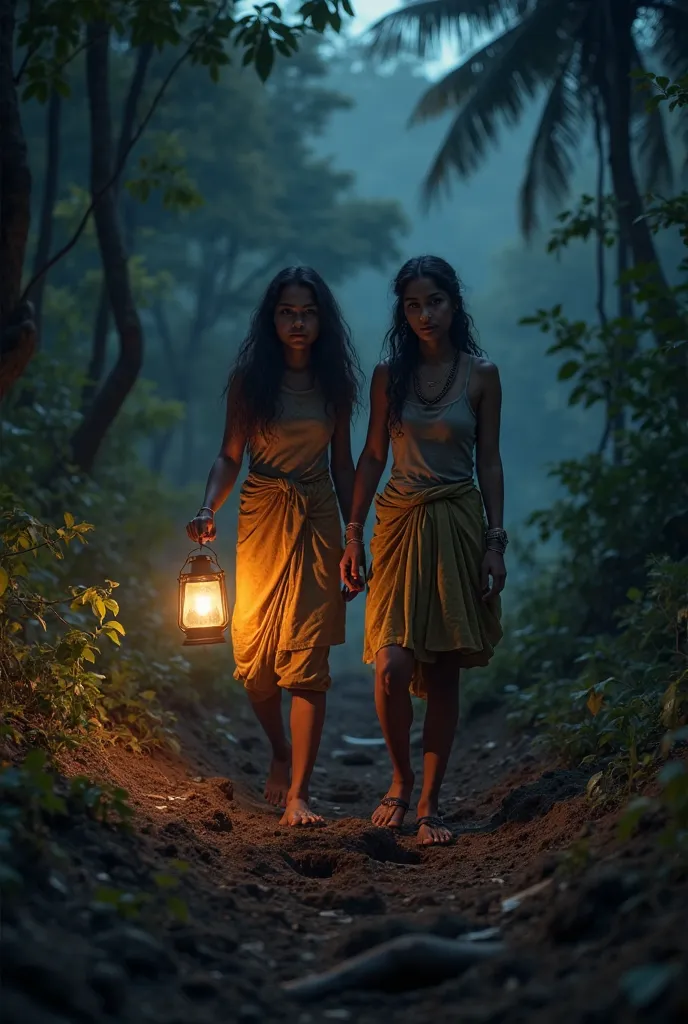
[[412, 1, 583, 202], [630, 37, 673, 192], [519, 60, 585, 237], [649, 0, 688, 75], [367, 0, 528, 61], [649, 1, 688, 159]]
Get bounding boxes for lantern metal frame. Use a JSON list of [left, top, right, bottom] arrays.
[[177, 545, 229, 646]]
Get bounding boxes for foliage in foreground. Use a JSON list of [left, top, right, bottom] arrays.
[[0, 507, 178, 752], [0, 749, 191, 923], [0, 748, 132, 889]]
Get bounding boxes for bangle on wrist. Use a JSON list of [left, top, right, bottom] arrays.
[[198, 506, 215, 517], [485, 527, 508, 554]]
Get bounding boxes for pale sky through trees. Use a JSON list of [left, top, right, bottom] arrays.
[[345, 0, 475, 78]]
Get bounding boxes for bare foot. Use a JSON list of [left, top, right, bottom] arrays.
[[280, 797, 324, 827], [371, 775, 414, 829], [264, 750, 291, 807], [416, 814, 453, 847]]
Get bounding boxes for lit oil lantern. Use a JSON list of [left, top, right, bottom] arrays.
[[178, 547, 229, 646]]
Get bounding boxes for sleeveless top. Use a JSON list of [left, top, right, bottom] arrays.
[[247, 383, 334, 483], [389, 354, 477, 493]]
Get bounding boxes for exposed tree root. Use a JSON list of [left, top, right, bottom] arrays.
[[282, 933, 505, 1001]]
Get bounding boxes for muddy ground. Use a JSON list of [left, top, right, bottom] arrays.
[[2, 664, 687, 1024]]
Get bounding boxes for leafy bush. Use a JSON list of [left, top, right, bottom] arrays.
[[0, 749, 132, 891], [489, 73, 688, 789], [510, 559, 688, 784], [0, 507, 177, 751]]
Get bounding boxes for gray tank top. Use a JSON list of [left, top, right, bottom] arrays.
[[389, 355, 476, 492], [248, 383, 333, 482]]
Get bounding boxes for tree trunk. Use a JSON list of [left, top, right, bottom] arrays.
[[29, 89, 62, 344], [598, 8, 687, 416], [612, 235, 632, 466], [0, 0, 36, 399], [71, 23, 143, 474], [601, 12, 682, 341], [81, 42, 153, 413]]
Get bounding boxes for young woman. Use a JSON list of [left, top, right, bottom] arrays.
[[340, 255, 505, 847], [187, 266, 360, 827]]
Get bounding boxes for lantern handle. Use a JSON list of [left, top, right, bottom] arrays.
[[179, 544, 224, 576]]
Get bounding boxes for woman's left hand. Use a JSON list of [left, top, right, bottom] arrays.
[[340, 540, 366, 601], [481, 549, 506, 602]]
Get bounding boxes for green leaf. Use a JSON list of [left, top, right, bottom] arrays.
[[558, 360, 581, 381], [64, 512, 75, 528], [0, 566, 8, 598], [586, 771, 604, 798], [620, 963, 681, 1010], [82, 647, 96, 664], [253, 28, 274, 82], [166, 896, 189, 923], [153, 872, 178, 890], [618, 797, 655, 840], [23, 749, 48, 773]]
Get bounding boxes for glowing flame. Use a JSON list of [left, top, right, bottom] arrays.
[[182, 580, 224, 628]]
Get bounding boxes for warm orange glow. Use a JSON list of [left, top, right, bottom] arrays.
[[181, 579, 225, 629]]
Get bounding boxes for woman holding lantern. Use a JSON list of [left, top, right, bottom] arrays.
[[340, 255, 505, 847], [187, 266, 360, 827]]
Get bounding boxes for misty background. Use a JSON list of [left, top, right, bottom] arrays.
[[12, 1, 683, 676]]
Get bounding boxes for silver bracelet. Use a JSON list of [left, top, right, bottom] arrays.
[[198, 506, 215, 516]]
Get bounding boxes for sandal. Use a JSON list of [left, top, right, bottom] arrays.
[[374, 796, 410, 830], [416, 815, 453, 846]]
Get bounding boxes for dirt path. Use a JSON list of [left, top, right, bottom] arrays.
[[4, 668, 687, 1023]]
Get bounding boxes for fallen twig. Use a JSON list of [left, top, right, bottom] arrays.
[[282, 933, 505, 1001]]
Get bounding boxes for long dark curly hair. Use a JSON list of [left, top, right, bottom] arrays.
[[384, 255, 485, 435], [227, 266, 362, 438]]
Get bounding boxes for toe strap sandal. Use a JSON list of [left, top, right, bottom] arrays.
[[378, 796, 409, 829]]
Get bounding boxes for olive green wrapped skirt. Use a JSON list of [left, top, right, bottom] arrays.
[[363, 479, 503, 698]]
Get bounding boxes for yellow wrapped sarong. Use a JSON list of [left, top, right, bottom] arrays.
[[363, 478, 502, 698], [232, 471, 344, 699]]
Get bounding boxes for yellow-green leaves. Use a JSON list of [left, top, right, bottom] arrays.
[[103, 620, 126, 646], [0, 566, 9, 598]]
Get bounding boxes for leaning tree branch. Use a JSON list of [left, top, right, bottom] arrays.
[[70, 20, 144, 474], [82, 40, 154, 410], [13, 31, 109, 86], [18, 0, 229, 306]]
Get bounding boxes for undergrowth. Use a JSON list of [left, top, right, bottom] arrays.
[[0, 748, 132, 891], [481, 73, 688, 840], [0, 507, 178, 752], [0, 749, 191, 924]]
